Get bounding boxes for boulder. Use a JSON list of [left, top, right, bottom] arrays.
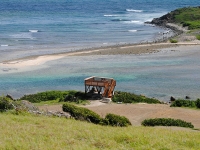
[[170, 96, 176, 101], [185, 96, 191, 99], [6, 94, 14, 100]]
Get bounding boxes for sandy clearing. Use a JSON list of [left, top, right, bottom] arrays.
[[38, 101, 200, 129]]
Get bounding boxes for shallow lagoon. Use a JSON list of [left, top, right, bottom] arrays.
[[1, 45, 200, 101]]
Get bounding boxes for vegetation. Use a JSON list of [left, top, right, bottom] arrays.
[[112, 91, 161, 104], [170, 99, 196, 108], [105, 113, 131, 127], [0, 113, 199, 150], [172, 7, 200, 30], [196, 99, 200, 108], [0, 96, 14, 111], [152, 6, 200, 30], [170, 38, 178, 43], [196, 34, 200, 40], [62, 103, 102, 124], [170, 99, 200, 109], [62, 103, 131, 127], [142, 118, 194, 128], [19, 90, 89, 103]]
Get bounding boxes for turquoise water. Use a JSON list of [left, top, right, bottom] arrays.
[[1, 46, 200, 101]]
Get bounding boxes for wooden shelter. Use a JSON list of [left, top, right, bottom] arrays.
[[84, 76, 116, 98]]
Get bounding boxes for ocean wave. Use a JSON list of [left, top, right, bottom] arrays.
[[128, 30, 137, 32], [104, 14, 119, 17], [124, 20, 143, 24], [29, 30, 39, 33], [126, 9, 143, 12], [10, 33, 33, 39], [1, 44, 8, 47]]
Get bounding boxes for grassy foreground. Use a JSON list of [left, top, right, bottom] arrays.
[[1, 113, 200, 150]]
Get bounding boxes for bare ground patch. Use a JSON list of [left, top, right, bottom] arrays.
[[38, 101, 200, 129]]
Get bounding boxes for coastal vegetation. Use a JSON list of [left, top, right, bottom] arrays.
[[151, 6, 200, 30], [173, 7, 200, 30], [169, 38, 178, 43], [196, 34, 200, 40], [170, 99, 200, 109], [18, 90, 89, 103], [62, 103, 131, 127], [18, 90, 162, 105], [0, 96, 14, 111], [142, 118, 194, 128], [112, 91, 161, 104]]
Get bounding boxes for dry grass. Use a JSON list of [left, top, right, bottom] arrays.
[[0, 112, 200, 150]]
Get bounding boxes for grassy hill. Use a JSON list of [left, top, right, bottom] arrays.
[[151, 6, 200, 30], [1, 113, 200, 150]]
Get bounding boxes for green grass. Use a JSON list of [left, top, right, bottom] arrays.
[[170, 39, 178, 43], [0, 113, 200, 150], [34, 99, 90, 106], [196, 35, 200, 40], [171, 7, 200, 30], [112, 91, 161, 104]]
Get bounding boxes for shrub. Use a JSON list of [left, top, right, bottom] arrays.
[[62, 103, 132, 127], [196, 99, 200, 108], [0, 96, 14, 111], [112, 91, 161, 104], [170, 99, 196, 108], [170, 39, 178, 43], [196, 35, 200, 40], [142, 118, 194, 128], [105, 113, 131, 127], [62, 103, 102, 124], [19, 90, 88, 103]]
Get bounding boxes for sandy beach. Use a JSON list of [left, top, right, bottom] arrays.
[[1, 40, 200, 70]]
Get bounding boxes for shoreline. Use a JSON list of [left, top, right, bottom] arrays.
[[1, 20, 200, 66], [1, 41, 200, 69]]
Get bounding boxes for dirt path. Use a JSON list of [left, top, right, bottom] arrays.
[[38, 101, 200, 129]]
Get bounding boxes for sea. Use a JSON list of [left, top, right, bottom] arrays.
[[0, 0, 200, 100]]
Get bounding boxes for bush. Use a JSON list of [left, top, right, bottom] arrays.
[[105, 113, 131, 127], [112, 91, 161, 104], [142, 118, 194, 128], [170, 99, 196, 108], [62, 103, 102, 124], [0, 96, 14, 111], [170, 39, 178, 43], [196, 99, 200, 108], [196, 35, 200, 40], [62, 103, 132, 127], [19, 90, 88, 103]]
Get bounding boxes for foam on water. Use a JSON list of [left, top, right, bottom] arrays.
[[10, 33, 34, 39], [128, 30, 137, 32], [1, 45, 8, 47], [29, 30, 39, 33], [126, 9, 143, 12], [103, 14, 120, 17]]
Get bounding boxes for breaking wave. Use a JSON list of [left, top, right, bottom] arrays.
[[29, 30, 39, 33], [104, 14, 120, 17], [126, 9, 143, 12]]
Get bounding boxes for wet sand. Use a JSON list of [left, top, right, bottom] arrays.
[[1, 41, 200, 70]]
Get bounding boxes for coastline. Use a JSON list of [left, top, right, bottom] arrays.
[[1, 20, 200, 68], [1, 41, 200, 69]]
